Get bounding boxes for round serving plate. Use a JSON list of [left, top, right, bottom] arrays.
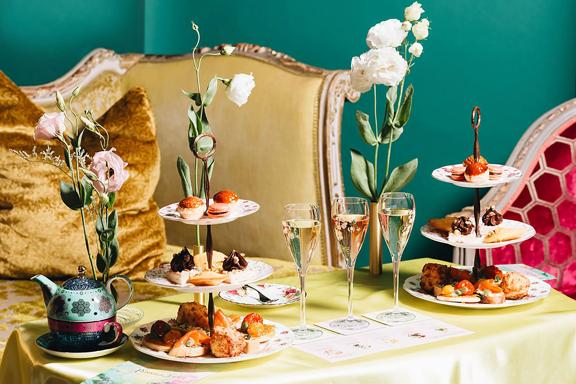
[[420, 219, 535, 249], [431, 164, 521, 188], [130, 319, 293, 364], [158, 199, 260, 225], [219, 284, 301, 308], [36, 333, 128, 359], [144, 260, 274, 293], [403, 270, 551, 309]]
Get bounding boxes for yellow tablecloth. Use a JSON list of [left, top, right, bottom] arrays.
[[1, 258, 575, 384]]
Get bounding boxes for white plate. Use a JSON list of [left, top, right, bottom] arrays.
[[158, 199, 260, 225], [432, 164, 521, 188], [219, 284, 301, 308], [403, 269, 551, 309], [145, 260, 274, 293], [130, 319, 293, 364], [420, 219, 535, 249]]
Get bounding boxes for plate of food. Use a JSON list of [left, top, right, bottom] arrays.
[[145, 248, 273, 293], [158, 190, 260, 225], [432, 157, 521, 188], [130, 302, 293, 363], [403, 263, 551, 309], [421, 207, 535, 249], [219, 284, 301, 308]]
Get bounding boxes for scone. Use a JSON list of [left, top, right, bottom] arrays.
[[500, 272, 530, 299]]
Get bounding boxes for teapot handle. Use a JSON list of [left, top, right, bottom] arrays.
[[105, 275, 134, 310]]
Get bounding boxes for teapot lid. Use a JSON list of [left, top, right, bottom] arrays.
[[62, 266, 102, 290]]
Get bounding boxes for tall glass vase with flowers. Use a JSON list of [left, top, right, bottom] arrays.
[[348, 2, 430, 275], [12, 88, 129, 285]]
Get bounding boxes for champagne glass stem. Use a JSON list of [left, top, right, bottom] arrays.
[[346, 263, 354, 319], [392, 258, 400, 311], [299, 272, 306, 331]]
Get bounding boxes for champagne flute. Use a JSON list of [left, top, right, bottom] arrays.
[[329, 197, 370, 330], [282, 203, 323, 340], [377, 192, 416, 323]]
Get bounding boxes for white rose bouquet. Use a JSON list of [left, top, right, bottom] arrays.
[[177, 22, 255, 245], [12, 90, 129, 282], [349, 1, 430, 201]]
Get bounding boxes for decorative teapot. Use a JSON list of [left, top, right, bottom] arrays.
[[32, 266, 134, 350]]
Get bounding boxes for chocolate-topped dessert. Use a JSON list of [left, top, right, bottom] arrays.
[[451, 216, 474, 236], [482, 206, 503, 226], [170, 247, 195, 272], [222, 250, 248, 271]]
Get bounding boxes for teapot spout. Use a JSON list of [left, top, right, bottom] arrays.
[[31, 275, 59, 307]]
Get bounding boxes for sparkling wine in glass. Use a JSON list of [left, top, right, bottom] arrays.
[[377, 192, 416, 323], [282, 203, 323, 340], [329, 197, 370, 331]]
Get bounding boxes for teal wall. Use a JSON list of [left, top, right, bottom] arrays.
[[1, 0, 575, 266]]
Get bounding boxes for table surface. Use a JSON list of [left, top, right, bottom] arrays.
[[1, 258, 575, 384]]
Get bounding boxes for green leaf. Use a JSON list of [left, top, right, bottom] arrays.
[[395, 84, 413, 128], [107, 192, 116, 209], [96, 253, 107, 273], [96, 216, 105, 235], [177, 156, 193, 197], [385, 86, 397, 126], [355, 111, 378, 146], [187, 107, 202, 137], [350, 149, 376, 200], [109, 238, 119, 267], [182, 90, 202, 106], [59, 181, 83, 210], [379, 124, 404, 144], [63, 148, 72, 169], [99, 229, 115, 243], [107, 210, 118, 231], [80, 177, 93, 207], [199, 158, 215, 199], [203, 77, 218, 106], [381, 158, 418, 194]]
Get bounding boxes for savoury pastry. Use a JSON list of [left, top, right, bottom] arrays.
[[484, 227, 525, 243], [428, 217, 457, 233]]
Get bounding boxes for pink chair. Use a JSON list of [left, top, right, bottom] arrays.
[[454, 98, 576, 298]]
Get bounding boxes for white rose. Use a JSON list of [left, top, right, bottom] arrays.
[[366, 19, 408, 49], [350, 54, 374, 93], [404, 2, 424, 21], [412, 18, 430, 40], [401, 21, 412, 31], [408, 42, 423, 57], [225, 73, 255, 107]]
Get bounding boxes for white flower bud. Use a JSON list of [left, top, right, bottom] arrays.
[[409, 42, 423, 57], [404, 2, 425, 21]]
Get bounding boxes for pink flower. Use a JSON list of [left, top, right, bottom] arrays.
[[34, 112, 66, 141], [89, 148, 129, 193]]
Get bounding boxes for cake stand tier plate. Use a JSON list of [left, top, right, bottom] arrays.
[[420, 219, 535, 249], [432, 164, 521, 188], [158, 199, 259, 225], [130, 319, 293, 363], [403, 269, 551, 309], [144, 260, 273, 293]]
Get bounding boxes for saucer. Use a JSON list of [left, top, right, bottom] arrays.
[[36, 332, 128, 359]]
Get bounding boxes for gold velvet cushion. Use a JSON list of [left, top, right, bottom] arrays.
[[0, 71, 165, 280]]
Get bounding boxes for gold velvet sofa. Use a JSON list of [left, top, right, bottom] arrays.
[[0, 45, 357, 357]]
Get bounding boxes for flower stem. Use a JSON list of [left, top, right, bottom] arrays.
[[80, 208, 97, 280], [372, 85, 379, 202]]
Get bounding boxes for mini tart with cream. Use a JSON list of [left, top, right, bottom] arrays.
[[177, 196, 206, 220], [213, 190, 240, 205], [464, 161, 489, 182], [166, 247, 200, 285]]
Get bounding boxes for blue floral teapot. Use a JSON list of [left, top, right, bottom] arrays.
[[32, 266, 133, 350]]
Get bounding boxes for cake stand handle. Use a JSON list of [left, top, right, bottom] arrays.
[[471, 106, 481, 162]]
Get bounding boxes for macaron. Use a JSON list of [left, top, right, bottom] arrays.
[[207, 203, 231, 218], [488, 164, 503, 180], [450, 165, 466, 181]]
